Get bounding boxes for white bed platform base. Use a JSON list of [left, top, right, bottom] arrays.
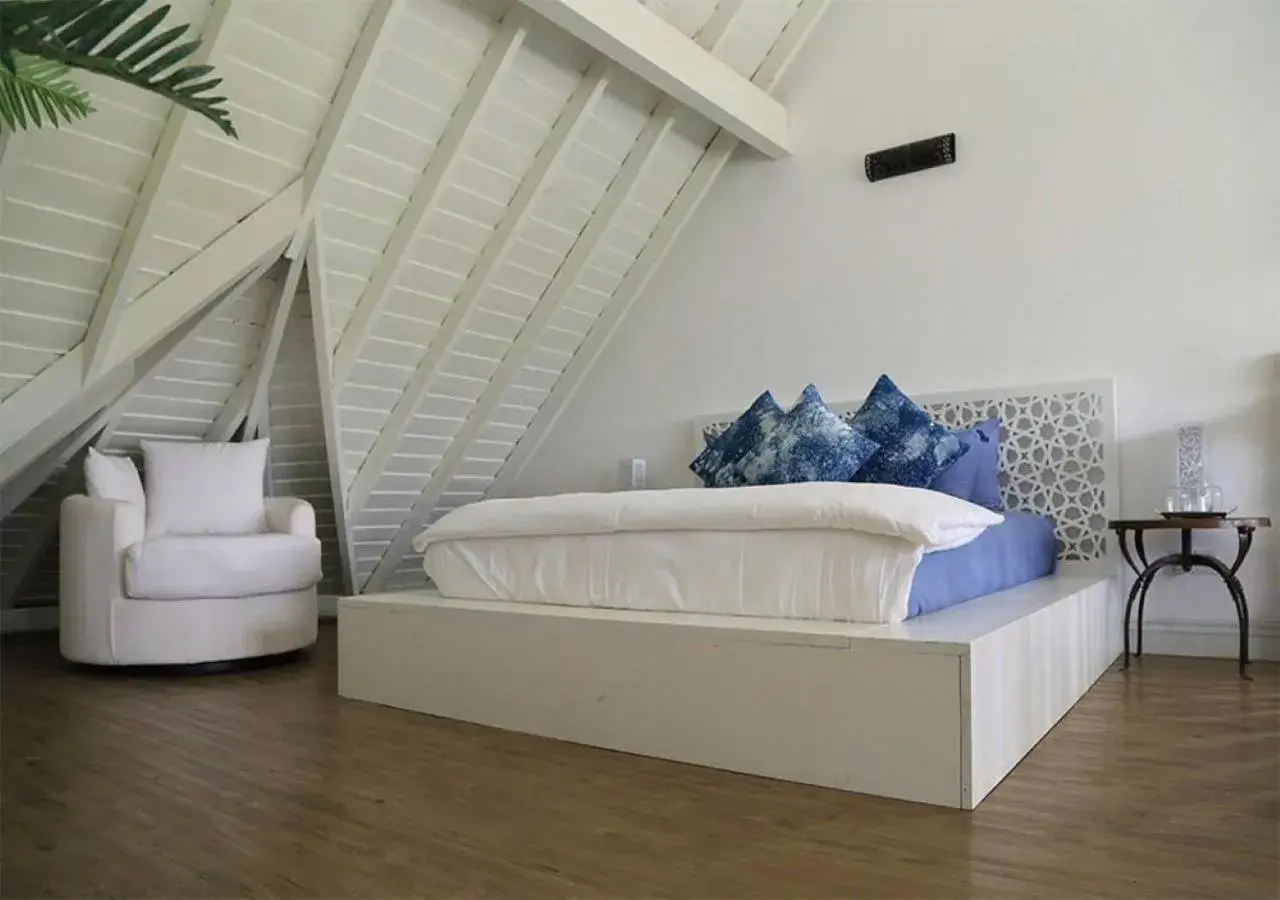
[[340, 569, 1121, 810]]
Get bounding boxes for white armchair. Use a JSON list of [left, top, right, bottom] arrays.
[[59, 494, 321, 666]]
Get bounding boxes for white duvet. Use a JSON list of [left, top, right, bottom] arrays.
[[411, 483, 1004, 625]]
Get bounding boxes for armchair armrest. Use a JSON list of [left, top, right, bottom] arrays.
[[59, 495, 145, 665], [265, 497, 316, 537]]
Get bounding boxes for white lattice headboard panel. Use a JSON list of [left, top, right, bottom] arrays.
[[694, 379, 1118, 562]]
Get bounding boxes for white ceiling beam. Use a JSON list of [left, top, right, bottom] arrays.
[[515, 0, 790, 159], [294, 0, 400, 250], [0, 183, 299, 472], [346, 59, 610, 519], [363, 90, 683, 591], [306, 214, 357, 596], [244, 234, 311, 438], [330, 15, 528, 388], [488, 0, 830, 498], [80, 0, 239, 382], [0, 405, 112, 521]]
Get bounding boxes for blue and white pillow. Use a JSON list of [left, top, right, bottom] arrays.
[[929, 418, 1003, 509], [847, 374, 969, 488], [690, 390, 783, 487], [736, 385, 880, 485]]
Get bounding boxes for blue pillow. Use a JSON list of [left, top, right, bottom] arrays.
[[690, 390, 783, 487], [929, 418, 1002, 509], [736, 384, 880, 486], [846, 374, 969, 488]]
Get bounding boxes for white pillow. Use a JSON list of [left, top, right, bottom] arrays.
[[84, 447, 146, 516], [141, 439, 269, 537]]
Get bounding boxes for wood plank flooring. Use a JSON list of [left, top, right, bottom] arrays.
[[3, 624, 1277, 898]]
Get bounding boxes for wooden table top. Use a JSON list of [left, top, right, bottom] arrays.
[[1109, 517, 1271, 531]]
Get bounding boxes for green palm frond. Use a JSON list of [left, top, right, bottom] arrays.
[[0, 0, 236, 138], [0, 52, 94, 129]]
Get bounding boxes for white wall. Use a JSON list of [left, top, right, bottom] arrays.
[[515, 0, 1280, 638]]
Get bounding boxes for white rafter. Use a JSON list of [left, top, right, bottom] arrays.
[[359, 2, 745, 587], [330, 14, 529, 388], [307, 214, 357, 595], [80, 0, 239, 382], [244, 234, 311, 438], [515, 0, 790, 159], [294, 0, 401, 251], [487, 0, 830, 499], [0, 180, 302, 466], [345, 58, 611, 518]]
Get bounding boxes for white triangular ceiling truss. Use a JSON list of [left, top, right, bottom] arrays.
[[0, 0, 829, 606]]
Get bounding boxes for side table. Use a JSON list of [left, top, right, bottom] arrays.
[[1109, 517, 1270, 679]]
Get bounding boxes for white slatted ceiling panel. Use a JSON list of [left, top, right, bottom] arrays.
[[0, 476, 69, 609], [318, 0, 805, 590], [130, 0, 374, 298], [103, 274, 277, 449], [267, 279, 345, 596], [0, 0, 213, 400], [319, 0, 500, 343]]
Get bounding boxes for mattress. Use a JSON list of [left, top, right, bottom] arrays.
[[415, 483, 1006, 625], [907, 511, 1057, 619]]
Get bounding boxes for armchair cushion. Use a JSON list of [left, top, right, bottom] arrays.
[[124, 533, 323, 601], [85, 447, 146, 515], [142, 439, 269, 537]]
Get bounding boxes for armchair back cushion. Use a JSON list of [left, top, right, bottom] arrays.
[[85, 447, 146, 515], [142, 439, 269, 536]]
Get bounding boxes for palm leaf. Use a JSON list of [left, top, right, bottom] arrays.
[[0, 0, 236, 138], [0, 52, 94, 130]]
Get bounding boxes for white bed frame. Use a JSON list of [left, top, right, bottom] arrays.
[[339, 378, 1122, 809]]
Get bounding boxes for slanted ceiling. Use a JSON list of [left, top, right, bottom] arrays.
[[0, 0, 826, 607]]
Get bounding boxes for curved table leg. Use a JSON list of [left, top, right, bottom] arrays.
[[1124, 555, 1180, 668], [1185, 553, 1252, 679]]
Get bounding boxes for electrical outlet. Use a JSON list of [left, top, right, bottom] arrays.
[[630, 458, 646, 491]]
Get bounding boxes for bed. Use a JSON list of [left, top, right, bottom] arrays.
[[339, 378, 1122, 809]]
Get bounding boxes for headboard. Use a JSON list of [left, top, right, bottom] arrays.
[[693, 378, 1118, 563]]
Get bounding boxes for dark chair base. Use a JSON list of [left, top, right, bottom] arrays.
[[65, 647, 310, 677]]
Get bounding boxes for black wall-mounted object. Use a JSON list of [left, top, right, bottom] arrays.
[[864, 133, 956, 182]]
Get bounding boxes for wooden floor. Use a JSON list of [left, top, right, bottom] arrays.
[[2, 625, 1277, 899]]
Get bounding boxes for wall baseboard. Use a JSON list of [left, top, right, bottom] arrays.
[[1, 606, 58, 634], [3, 596, 343, 634], [1132, 619, 1280, 662]]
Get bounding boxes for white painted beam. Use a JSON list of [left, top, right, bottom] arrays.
[[330, 15, 528, 388], [81, 0, 239, 381], [346, 59, 610, 517], [488, 0, 830, 498], [295, 0, 400, 246], [515, 0, 790, 159], [307, 214, 357, 596], [0, 181, 302, 464], [0, 405, 112, 521], [363, 86, 674, 590], [244, 235, 310, 438]]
